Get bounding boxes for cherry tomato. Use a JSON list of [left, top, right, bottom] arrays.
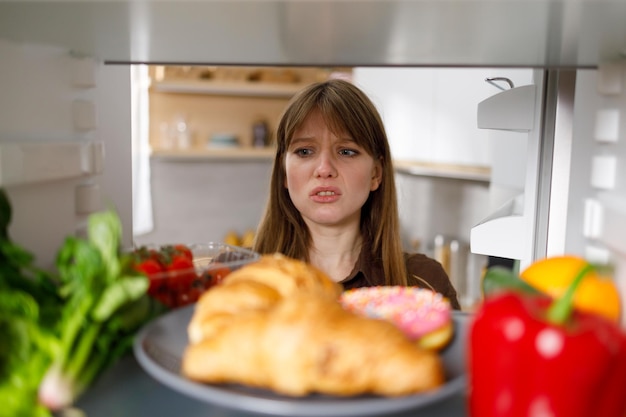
[[173, 244, 193, 261], [134, 258, 165, 295], [135, 258, 163, 275], [202, 263, 232, 287], [165, 255, 195, 292], [132, 246, 163, 265], [160, 244, 193, 262], [132, 244, 200, 308], [174, 287, 202, 307]]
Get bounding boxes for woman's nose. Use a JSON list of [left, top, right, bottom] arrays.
[[314, 151, 337, 178]]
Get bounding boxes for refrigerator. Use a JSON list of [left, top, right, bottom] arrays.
[[0, 1, 625, 320]]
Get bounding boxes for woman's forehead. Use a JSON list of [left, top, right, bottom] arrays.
[[293, 108, 348, 137]]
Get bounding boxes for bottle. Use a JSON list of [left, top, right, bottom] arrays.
[[159, 122, 174, 149], [175, 115, 191, 149], [252, 119, 269, 148]]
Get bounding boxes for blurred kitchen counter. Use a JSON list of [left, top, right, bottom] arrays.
[[394, 160, 490, 183]]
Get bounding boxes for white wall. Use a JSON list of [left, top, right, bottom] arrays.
[[134, 159, 273, 246], [353, 67, 533, 167]]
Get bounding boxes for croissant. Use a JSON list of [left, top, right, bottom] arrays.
[[220, 253, 343, 298], [187, 253, 342, 344], [182, 293, 445, 397]]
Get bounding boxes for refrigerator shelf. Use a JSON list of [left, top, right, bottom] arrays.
[[470, 194, 526, 260], [0, 141, 104, 186]]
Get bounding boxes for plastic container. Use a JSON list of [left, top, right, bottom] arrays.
[[131, 242, 260, 309], [208, 133, 239, 148]]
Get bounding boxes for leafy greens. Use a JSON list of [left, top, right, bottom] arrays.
[[0, 188, 164, 416]]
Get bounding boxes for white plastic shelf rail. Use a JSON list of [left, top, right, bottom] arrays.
[[0, 141, 104, 186]]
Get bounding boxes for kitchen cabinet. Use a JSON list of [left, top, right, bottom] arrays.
[[148, 66, 496, 180], [151, 78, 309, 98], [147, 66, 348, 153], [150, 147, 275, 161]]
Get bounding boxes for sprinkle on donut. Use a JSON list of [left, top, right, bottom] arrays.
[[340, 286, 451, 341]]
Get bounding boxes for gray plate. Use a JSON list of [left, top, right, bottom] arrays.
[[133, 305, 470, 417]]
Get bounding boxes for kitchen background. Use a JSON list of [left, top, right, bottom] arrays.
[[129, 63, 532, 308], [0, 36, 534, 309], [2, 0, 625, 316]]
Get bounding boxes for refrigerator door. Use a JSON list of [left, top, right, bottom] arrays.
[[0, 41, 132, 268], [471, 71, 548, 270]]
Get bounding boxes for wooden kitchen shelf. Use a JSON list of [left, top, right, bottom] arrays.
[[150, 147, 276, 161], [151, 79, 309, 98]]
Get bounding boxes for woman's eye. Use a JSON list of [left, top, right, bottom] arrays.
[[339, 148, 359, 157], [294, 148, 313, 157]]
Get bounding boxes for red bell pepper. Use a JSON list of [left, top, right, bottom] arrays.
[[469, 264, 626, 417]]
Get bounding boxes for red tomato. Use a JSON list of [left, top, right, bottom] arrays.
[[188, 287, 202, 303], [173, 244, 193, 261], [134, 244, 199, 308], [135, 258, 163, 275], [165, 254, 196, 293], [148, 248, 164, 264], [202, 263, 232, 287], [160, 244, 193, 262], [134, 258, 165, 295], [133, 246, 163, 264], [168, 254, 194, 271], [174, 288, 202, 307]]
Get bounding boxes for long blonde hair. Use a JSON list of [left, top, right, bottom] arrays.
[[253, 79, 407, 286]]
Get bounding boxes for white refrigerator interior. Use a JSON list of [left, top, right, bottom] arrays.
[[0, 0, 625, 323], [0, 40, 132, 269]]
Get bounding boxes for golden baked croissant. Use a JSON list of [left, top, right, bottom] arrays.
[[182, 293, 445, 397], [221, 253, 343, 298], [187, 253, 342, 344]]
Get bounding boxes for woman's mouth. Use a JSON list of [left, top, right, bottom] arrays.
[[310, 187, 341, 202]]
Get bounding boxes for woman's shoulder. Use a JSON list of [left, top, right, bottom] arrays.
[[403, 252, 445, 274], [403, 252, 448, 286], [403, 252, 461, 310]]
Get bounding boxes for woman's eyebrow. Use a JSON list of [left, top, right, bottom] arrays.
[[289, 137, 314, 147], [339, 137, 357, 143], [336, 137, 359, 146]]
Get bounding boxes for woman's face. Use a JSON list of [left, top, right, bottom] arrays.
[[284, 109, 382, 230]]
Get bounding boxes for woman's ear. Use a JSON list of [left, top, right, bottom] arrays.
[[370, 158, 383, 191]]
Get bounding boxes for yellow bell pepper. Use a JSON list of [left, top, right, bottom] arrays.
[[520, 255, 621, 323]]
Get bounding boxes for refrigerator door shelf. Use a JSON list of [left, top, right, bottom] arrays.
[[596, 196, 626, 257], [0, 141, 104, 186], [470, 194, 526, 260], [477, 85, 536, 132]]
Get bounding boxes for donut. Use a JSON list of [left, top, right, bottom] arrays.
[[340, 286, 453, 351]]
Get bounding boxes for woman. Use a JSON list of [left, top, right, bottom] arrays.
[[253, 78, 460, 309]]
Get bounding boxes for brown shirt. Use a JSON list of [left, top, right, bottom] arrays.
[[340, 246, 462, 310]]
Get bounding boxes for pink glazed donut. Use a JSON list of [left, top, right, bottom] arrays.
[[340, 286, 453, 351]]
